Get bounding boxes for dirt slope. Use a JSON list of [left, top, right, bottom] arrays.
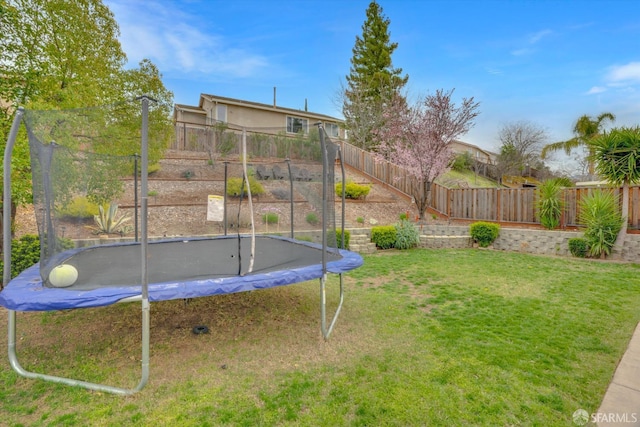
[[15, 150, 417, 239]]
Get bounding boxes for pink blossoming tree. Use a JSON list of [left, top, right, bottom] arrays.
[[375, 89, 480, 220]]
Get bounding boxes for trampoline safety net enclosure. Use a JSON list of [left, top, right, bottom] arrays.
[[1, 97, 362, 394], [4, 98, 361, 294]]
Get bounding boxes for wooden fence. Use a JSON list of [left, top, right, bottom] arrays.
[[169, 126, 640, 229], [339, 140, 640, 229], [339, 141, 415, 195]]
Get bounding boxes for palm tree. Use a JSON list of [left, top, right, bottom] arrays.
[[541, 112, 615, 176], [589, 126, 640, 255]]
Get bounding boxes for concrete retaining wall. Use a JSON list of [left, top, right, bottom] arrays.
[[74, 225, 640, 262], [416, 224, 640, 262]]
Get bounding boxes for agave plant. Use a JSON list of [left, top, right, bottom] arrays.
[[89, 203, 131, 235], [578, 190, 623, 258]]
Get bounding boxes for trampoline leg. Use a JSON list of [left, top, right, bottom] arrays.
[[320, 273, 344, 340], [6, 301, 150, 395]]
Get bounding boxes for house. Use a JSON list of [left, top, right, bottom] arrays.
[[449, 139, 498, 165], [173, 93, 496, 169], [173, 93, 346, 151]]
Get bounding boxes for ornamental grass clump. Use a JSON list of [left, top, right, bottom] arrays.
[[394, 219, 419, 250], [262, 212, 279, 225], [305, 212, 319, 225]]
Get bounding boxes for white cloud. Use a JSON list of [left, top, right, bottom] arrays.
[[528, 29, 553, 44], [606, 62, 640, 83], [485, 67, 503, 75], [586, 86, 607, 95], [510, 29, 552, 57], [510, 48, 532, 57], [106, 1, 269, 79]]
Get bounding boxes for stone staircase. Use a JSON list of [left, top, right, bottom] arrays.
[[335, 217, 354, 229], [348, 229, 377, 254]]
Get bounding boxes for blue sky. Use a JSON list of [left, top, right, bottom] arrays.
[[105, 0, 640, 169]]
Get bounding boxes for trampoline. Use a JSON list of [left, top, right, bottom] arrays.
[[2, 98, 363, 394], [0, 235, 362, 311]]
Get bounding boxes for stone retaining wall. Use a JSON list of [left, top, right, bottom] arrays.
[[416, 224, 640, 262], [73, 225, 640, 262]]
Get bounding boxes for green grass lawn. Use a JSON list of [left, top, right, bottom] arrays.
[[1, 249, 639, 426], [436, 168, 502, 188]]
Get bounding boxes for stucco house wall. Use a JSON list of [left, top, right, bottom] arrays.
[[174, 93, 346, 139], [449, 140, 498, 165]]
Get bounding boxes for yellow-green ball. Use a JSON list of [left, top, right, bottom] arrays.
[[48, 264, 78, 288]]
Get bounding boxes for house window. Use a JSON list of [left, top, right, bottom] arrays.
[[287, 116, 308, 134], [324, 123, 339, 138], [216, 104, 227, 123]]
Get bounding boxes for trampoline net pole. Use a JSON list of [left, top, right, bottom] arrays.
[[138, 95, 151, 391], [319, 124, 327, 273], [285, 158, 294, 238], [241, 128, 255, 274], [3, 108, 24, 290], [3, 101, 158, 394], [318, 125, 346, 339]]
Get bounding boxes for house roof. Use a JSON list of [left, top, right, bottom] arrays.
[[451, 139, 498, 158], [174, 103, 205, 115], [198, 93, 344, 123]]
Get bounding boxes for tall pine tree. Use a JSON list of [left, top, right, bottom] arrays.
[[343, 1, 408, 150]]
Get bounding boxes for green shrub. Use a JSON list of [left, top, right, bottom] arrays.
[[536, 180, 564, 230], [0, 234, 40, 282], [0, 234, 73, 283], [262, 212, 279, 224], [136, 163, 161, 176], [399, 212, 409, 221], [356, 216, 365, 225], [335, 229, 350, 249], [226, 176, 265, 197], [147, 163, 161, 175], [57, 196, 100, 219], [578, 190, 623, 258], [335, 182, 371, 199], [306, 212, 319, 225], [371, 225, 397, 249], [451, 152, 473, 171], [568, 238, 589, 258], [394, 219, 419, 250], [469, 221, 500, 248]]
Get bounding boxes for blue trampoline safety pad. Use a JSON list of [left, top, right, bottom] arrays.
[[0, 236, 363, 312]]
